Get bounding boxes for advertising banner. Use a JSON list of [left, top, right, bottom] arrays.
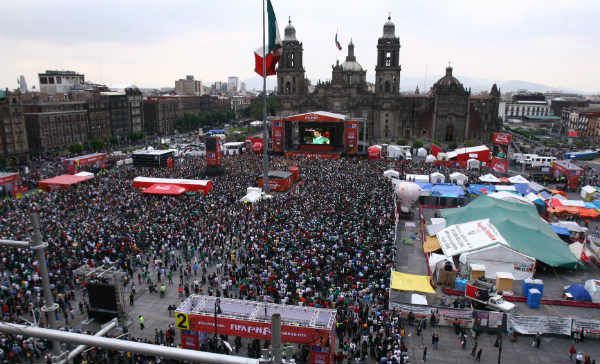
[[344, 121, 358, 154], [187, 313, 330, 345], [490, 158, 509, 174], [436, 219, 508, 257], [508, 314, 572, 336], [492, 132, 512, 145], [571, 318, 600, 336]]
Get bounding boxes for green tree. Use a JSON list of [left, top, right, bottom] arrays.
[[247, 93, 279, 120], [68, 143, 84, 154], [90, 138, 105, 151], [129, 132, 144, 141], [397, 138, 408, 146], [412, 139, 423, 149], [464, 139, 476, 147]]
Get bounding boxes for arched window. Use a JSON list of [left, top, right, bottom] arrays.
[[285, 81, 291, 94], [290, 53, 295, 68], [385, 81, 391, 93], [385, 52, 391, 67]]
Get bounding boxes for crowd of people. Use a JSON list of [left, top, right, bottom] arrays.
[[0, 148, 598, 363]]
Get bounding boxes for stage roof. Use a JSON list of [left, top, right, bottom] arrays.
[[283, 111, 347, 122], [38, 174, 93, 189], [177, 295, 336, 330], [142, 184, 187, 195], [441, 195, 579, 268]]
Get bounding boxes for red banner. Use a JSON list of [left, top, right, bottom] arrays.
[[492, 132, 512, 145], [187, 314, 330, 345], [490, 158, 508, 174], [272, 120, 284, 153], [344, 121, 358, 155]]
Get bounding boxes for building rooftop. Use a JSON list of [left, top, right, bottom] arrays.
[[39, 70, 84, 76]]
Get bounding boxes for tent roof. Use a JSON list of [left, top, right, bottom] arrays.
[[508, 175, 529, 184], [390, 270, 435, 294], [38, 174, 93, 187], [441, 195, 579, 268], [479, 174, 500, 183], [488, 191, 533, 205], [142, 184, 187, 195]]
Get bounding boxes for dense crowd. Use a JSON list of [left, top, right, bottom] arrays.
[[0, 150, 597, 363]]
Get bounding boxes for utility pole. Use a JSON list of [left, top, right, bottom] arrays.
[[30, 213, 62, 359], [261, 0, 270, 193], [271, 313, 282, 364]]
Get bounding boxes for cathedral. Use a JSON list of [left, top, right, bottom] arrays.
[[276, 16, 502, 146]]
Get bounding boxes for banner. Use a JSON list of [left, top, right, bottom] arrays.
[[492, 132, 512, 145], [186, 313, 330, 345], [436, 308, 474, 328], [571, 318, 600, 336], [508, 314, 572, 336], [490, 158, 509, 174]]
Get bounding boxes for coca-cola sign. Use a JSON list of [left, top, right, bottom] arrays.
[[492, 132, 512, 146]]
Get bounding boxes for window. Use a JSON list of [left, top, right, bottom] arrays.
[[290, 53, 295, 68], [40, 77, 48, 84], [48, 77, 55, 84], [56, 77, 62, 84], [385, 52, 391, 67], [385, 81, 390, 93]]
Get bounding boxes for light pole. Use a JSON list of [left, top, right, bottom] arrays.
[[214, 298, 221, 341]]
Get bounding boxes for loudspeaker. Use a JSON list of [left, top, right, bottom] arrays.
[[87, 283, 118, 321]]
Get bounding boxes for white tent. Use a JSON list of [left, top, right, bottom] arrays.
[[467, 159, 480, 170], [405, 174, 429, 183], [458, 244, 536, 280], [449, 172, 468, 186], [428, 252, 452, 274], [240, 191, 262, 203], [584, 279, 600, 303], [508, 175, 529, 184], [581, 185, 598, 201], [430, 172, 445, 184], [479, 174, 500, 183], [417, 147, 428, 158], [411, 293, 428, 305], [561, 199, 586, 207], [383, 169, 400, 179], [426, 218, 447, 236], [554, 220, 588, 233], [437, 219, 509, 257], [250, 120, 264, 126], [425, 154, 437, 163], [74, 171, 94, 178], [387, 145, 405, 159], [488, 191, 533, 205]]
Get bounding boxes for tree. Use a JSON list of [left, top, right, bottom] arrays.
[[68, 143, 84, 154], [129, 132, 144, 142], [397, 138, 408, 146], [246, 93, 279, 120], [90, 138, 105, 151], [412, 139, 423, 149], [464, 139, 476, 147]]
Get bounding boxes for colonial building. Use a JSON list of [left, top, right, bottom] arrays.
[[23, 101, 88, 152], [277, 17, 501, 145], [0, 90, 29, 157], [143, 97, 178, 135]]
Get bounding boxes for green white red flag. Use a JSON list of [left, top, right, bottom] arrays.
[[254, 0, 282, 77]]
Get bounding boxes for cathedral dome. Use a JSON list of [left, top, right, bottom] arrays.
[[284, 18, 296, 41], [433, 66, 464, 90], [341, 60, 363, 72], [382, 16, 395, 38], [341, 39, 363, 72]]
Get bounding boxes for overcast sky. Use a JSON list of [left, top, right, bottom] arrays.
[[1, 0, 598, 92]]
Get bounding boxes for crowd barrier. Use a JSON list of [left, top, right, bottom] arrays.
[[388, 301, 600, 338]]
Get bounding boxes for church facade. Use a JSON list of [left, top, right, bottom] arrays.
[[276, 17, 502, 146]]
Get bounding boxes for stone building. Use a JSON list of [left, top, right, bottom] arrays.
[[276, 17, 501, 145], [23, 101, 88, 152], [143, 97, 178, 135], [0, 90, 29, 157], [126, 87, 144, 134]]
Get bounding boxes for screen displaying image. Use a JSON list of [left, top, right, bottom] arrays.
[[301, 127, 333, 145]]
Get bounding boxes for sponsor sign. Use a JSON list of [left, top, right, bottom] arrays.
[[490, 158, 509, 174], [436, 219, 508, 257], [187, 313, 329, 345], [508, 314, 572, 336], [492, 132, 512, 145]]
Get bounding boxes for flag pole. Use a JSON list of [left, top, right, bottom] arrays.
[[262, 0, 270, 193]]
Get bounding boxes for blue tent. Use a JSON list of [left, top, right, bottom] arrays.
[[514, 183, 530, 195], [565, 284, 592, 302], [430, 184, 465, 198], [467, 184, 496, 195], [551, 225, 570, 236]]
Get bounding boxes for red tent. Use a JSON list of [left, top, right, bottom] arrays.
[[142, 184, 187, 195], [38, 174, 93, 191]]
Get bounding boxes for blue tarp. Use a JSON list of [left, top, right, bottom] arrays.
[[467, 184, 496, 195], [565, 284, 592, 302], [551, 225, 570, 236], [540, 191, 552, 200], [430, 184, 465, 198], [415, 182, 432, 190], [514, 183, 531, 195]]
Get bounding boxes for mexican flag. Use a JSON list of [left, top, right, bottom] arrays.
[[254, 0, 282, 77]]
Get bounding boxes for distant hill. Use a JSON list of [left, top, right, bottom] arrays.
[[242, 74, 584, 95]]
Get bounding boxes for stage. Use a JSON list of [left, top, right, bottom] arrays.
[[271, 111, 360, 158]]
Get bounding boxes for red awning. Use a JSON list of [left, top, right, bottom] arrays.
[[38, 174, 93, 190], [142, 184, 187, 195]]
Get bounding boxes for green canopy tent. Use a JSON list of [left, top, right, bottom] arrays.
[[441, 195, 579, 269]]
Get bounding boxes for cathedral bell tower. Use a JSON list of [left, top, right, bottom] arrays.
[[277, 18, 306, 97], [375, 16, 401, 96]]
